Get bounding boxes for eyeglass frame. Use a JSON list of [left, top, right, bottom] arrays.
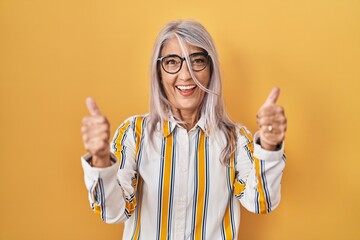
[[157, 52, 211, 74]]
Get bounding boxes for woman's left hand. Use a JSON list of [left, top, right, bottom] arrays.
[[256, 87, 287, 151]]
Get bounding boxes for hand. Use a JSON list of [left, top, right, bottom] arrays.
[[81, 97, 111, 167], [256, 87, 287, 151]]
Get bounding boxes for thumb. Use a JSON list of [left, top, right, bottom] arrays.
[[263, 87, 280, 106], [86, 97, 102, 116]]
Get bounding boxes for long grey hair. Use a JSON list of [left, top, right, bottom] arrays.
[[149, 20, 237, 164]]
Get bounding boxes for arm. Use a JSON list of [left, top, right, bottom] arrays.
[[233, 127, 286, 214], [233, 87, 287, 213], [81, 119, 139, 223], [81, 97, 140, 223]]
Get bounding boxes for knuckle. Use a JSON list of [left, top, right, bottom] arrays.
[[82, 116, 89, 124]]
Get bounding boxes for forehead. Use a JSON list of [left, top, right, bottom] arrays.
[[161, 37, 203, 56]]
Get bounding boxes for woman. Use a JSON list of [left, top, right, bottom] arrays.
[[81, 20, 287, 239]]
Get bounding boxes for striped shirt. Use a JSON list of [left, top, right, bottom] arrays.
[[81, 114, 286, 239]]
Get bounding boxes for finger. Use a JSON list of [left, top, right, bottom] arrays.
[[86, 97, 102, 116], [263, 87, 280, 106], [257, 115, 287, 127], [87, 139, 110, 155], [83, 115, 109, 126], [257, 105, 284, 118], [85, 129, 110, 141]]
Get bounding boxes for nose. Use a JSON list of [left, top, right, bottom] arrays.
[[178, 60, 192, 81]]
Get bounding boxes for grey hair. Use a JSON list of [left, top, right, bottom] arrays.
[[149, 19, 237, 164]]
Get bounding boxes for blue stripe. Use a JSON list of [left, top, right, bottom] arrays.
[[220, 223, 225, 240], [191, 130, 200, 238], [167, 130, 176, 237], [255, 190, 260, 214], [244, 145, 254, 163], [117, 124, 132, 169], [260, 160, 272, 212], [229, 193, 235, 237], [136, 117, 147, 167], [156, 137, 166, 240], [202, 136, 210, 239], [98, 178, 106, 221], [112, 122, 131, 162], [132, 118, 137, 141], [112, 122, 126, 152], [131, 117, 147, 239]]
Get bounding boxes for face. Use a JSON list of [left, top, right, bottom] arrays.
[[159, 37, 211, 116]]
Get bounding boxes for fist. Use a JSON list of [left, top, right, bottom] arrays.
[[256, 87, 287, 151], [81, 97, 111, 167]]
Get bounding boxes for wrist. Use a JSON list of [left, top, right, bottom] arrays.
[[91, 154, 112, 168], [256, 138, 281, 151]]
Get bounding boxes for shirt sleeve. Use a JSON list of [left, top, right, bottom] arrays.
[[233, 126, 286, 214], [81, 117, 140, 223]]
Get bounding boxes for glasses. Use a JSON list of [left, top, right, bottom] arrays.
[[157, 52, 210, 74]]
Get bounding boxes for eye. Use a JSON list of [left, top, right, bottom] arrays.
[[192, 57, 205, 64], [164, 57, 179, 66], [190, 53, 207, 65]]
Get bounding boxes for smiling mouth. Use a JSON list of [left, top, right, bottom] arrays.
[[176, 85, 197, 91]]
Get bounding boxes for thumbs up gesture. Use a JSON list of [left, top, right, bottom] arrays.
[[256, 87, 287, 151], [81, 97, 111, 167]]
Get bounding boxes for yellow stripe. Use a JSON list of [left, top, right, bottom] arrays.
[[223, 205, 233, 239], [113, 121, 131, 165], [233, 180, 246, 196], [134, 117, 144, 158], [114, 118, 145, 221], [254, 156, 267, 213], [132, 177, 143, 240], [93, 204, 101, 215], [163, 120, 170, 137], [194, 131, 206, 239], [90, 180, 101, 216], [132, 117, 144, 239], [222, 152, 235, 239], [239, 127, 267, 213], [124, 175, 137, 216], [160, 133, 174, 240]]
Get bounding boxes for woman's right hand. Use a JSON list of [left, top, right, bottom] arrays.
[[81, 97, 111, 168]]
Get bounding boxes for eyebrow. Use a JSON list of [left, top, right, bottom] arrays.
[[159, 51, 207, 58]]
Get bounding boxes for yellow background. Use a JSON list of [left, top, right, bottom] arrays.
[[1, 0, 359, 239]]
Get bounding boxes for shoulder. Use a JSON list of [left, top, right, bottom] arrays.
[[234, 124, 254, 146], [120, 114, 149, 126], [114, 114, 149, 132]]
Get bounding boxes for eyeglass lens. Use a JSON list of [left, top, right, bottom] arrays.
[[161, 52, 208, 74]]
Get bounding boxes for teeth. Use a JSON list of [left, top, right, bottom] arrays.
[[177, 85, 196, 90]]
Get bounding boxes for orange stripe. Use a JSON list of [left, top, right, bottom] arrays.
[[194, 131, 206, 239], [160, 133, 173, 240]]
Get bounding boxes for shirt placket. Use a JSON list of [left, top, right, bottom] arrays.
[[173, 127, 190, 239]]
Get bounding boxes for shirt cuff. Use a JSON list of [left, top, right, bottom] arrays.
[[81, 153, 118, 180], [253, 131, 285, 162]]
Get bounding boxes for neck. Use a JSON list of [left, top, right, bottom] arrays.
[[172, 108, 200, 131]]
